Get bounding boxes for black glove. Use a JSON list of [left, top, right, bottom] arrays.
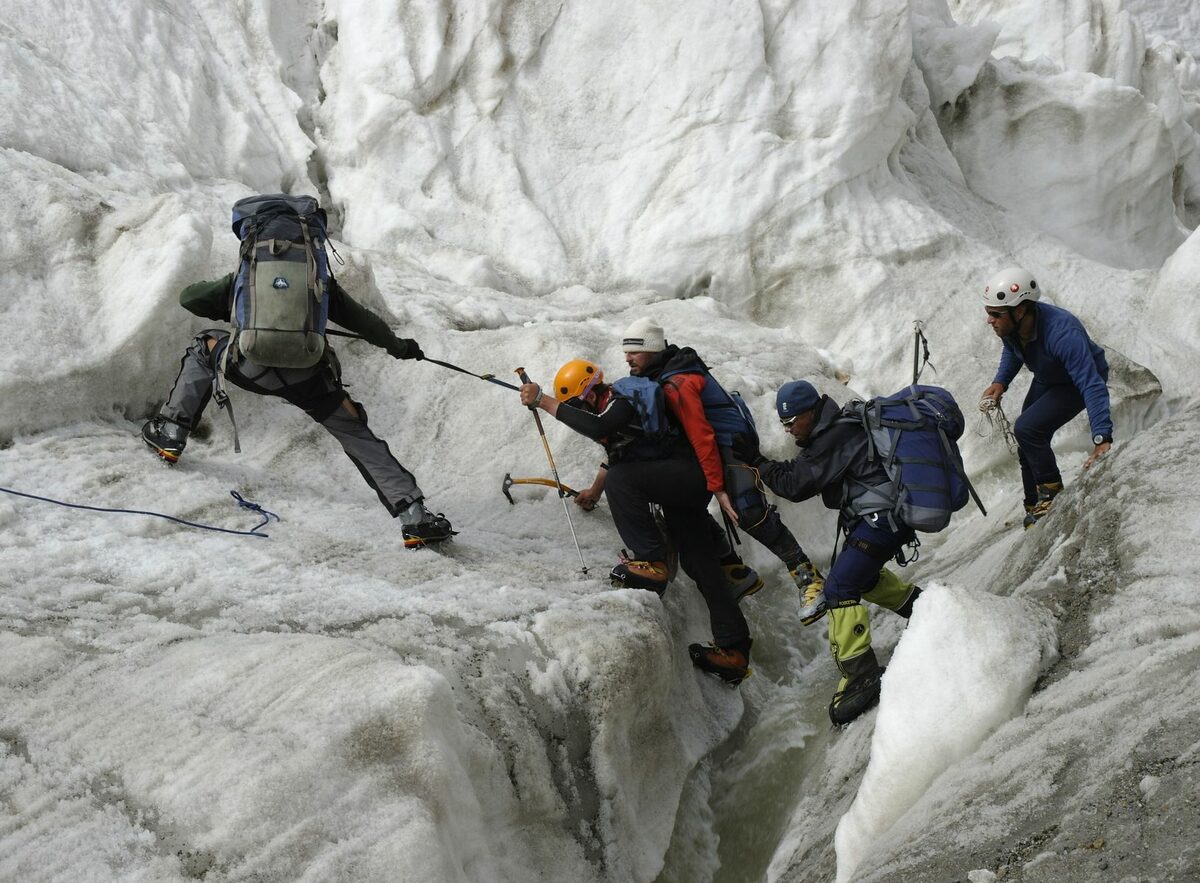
[[389, 338, 424, 360], [731, 433, 765, 466]]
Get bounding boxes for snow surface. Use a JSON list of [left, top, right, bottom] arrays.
[[2, 1, 1199, 881]]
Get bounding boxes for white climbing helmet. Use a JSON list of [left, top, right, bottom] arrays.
[[982, 266, 1040, 308]]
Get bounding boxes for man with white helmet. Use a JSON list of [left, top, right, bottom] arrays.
[[979, 266, 1113, 528]]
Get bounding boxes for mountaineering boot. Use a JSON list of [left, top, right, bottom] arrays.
[[862, 569, 922, 619], [141, 417, 188, 464], [1023, 481, 1063, 529], [610, 556, 670, 595], [688, 641, 752, 686], [400, 499, 455, 549], [827, 603, 883, 725], [791, 559, 827, 625], [723, 561, 765, 602], [829, 650, 884, 726]]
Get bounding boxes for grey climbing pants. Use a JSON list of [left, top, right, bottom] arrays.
[[159, 330, 423, 516]]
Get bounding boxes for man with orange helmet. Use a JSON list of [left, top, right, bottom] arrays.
[[520, 358, 754, 685], [979, 266, 1113, 528]]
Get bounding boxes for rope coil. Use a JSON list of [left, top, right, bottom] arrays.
[[976, 399, 1018, 455]]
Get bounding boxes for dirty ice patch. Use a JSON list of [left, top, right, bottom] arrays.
[[529, 589, 744, 882], [10, 633, 525, 881], [834, 583, 1058, 883]]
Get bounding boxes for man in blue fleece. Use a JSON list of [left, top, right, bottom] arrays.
[[978, 266, 1113, 528]]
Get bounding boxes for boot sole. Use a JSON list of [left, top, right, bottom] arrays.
[[403, 531, 455, 549], [799, 608, 827, 626], [693, 664, 751, 686], [609, 577, 667, 595], [143, 440, 180, 464]]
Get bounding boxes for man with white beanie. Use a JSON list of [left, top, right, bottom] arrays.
[[622, 319, 827, 614]]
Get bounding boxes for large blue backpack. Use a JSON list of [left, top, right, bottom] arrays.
[[841, 385, 985, 532], [659, 353, 759, 447], [610, 376, 679, 461], [230, 194, 333, 368]]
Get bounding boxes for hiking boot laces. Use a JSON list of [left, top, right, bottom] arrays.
[[609, 556, 670, 593], [1022, 482, 1063, 529], [141, 418, 187, 463], [792, 562, 827, 625], [402, 513, 456, 548]]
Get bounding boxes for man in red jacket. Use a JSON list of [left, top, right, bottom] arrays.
[[622, 318, 825, 619]]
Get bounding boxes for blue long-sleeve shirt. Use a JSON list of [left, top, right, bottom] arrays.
[[994, 302, 1112, 438]]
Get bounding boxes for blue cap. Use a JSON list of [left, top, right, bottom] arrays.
[[776, 380, 820, 419]]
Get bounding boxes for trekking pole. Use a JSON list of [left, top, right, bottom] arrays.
[[516, 368, 588, 574], [431, 357, 521, 391], [324, 330, 521, 392]]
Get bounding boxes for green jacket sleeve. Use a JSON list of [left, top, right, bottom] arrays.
[[179, 274, 235, 321], [328, 281, 410, 356], [180, 274, 412, 357]]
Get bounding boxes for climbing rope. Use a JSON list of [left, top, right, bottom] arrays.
[[0, 486, 279, 538], [976, 398, 1018, 455]]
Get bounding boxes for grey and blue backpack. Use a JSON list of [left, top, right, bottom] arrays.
[[610, 375, 679, 461], [230, 194, 333, 368], [841, 385, 985, 532]]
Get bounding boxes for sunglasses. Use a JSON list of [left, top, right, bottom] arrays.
[[780, 415, 798, 427], [985, 308, 1010, 319]]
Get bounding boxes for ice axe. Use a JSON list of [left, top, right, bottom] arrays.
[[515, 367, 588, 575], [502, 473, 579, 505]]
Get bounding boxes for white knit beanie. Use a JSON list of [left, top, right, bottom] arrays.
[[621, 317, 666, 353]]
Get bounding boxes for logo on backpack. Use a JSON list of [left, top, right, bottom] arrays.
[[230, 194, 334, 369], [841, 384, 985, 532]]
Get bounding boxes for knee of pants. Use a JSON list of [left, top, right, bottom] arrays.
[[736, 500, 772, 531], [604, 464, 636, 498], [824, 554, 886, 605], [1013, 412, 1051, 445], [312, 393, 361, 425], [194, 328, 227, 348]]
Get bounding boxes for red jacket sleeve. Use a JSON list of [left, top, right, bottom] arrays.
[[662, 374, 725, 493]]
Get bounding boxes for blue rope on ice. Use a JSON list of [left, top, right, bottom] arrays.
[[0, 486, 279, 538]]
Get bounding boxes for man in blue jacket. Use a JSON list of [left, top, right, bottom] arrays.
[[978, 267, 1113, 528]]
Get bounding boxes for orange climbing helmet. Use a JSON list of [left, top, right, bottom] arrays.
[[554, 359, 604, 402]]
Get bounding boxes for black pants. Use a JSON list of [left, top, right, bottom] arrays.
[[721, 447, 806, 569], [606, 457, 750, 651]]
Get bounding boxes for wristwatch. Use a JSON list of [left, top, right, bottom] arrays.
[[1092, 433, 1112, 445]]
